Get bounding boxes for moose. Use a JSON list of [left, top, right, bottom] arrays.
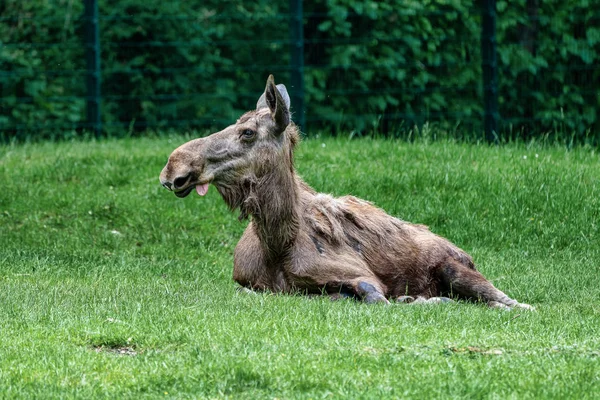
[[159, 75, 534, 310]]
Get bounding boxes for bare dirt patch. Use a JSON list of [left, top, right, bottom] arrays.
[[93, 345, 138, 356]]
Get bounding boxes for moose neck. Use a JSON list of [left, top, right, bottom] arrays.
[[250, 147, 301, 261]]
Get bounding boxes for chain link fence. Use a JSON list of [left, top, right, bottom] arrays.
[[1, 0, 598, 142]]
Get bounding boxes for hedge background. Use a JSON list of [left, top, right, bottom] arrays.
[[1, 0, 598, 141]]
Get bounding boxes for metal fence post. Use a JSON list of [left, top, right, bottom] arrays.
[[289, 0, 305, 131], [481, 0, 498, 142], [84, 0, 101, 136]]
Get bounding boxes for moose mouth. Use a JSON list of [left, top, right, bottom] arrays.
[[174, 186, 194, 198], [174, 182, 210, 198]]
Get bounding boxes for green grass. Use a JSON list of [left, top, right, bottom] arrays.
[[1, 135, 599, 399]]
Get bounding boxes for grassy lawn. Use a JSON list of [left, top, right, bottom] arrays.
[[1, 135, 599, 399]]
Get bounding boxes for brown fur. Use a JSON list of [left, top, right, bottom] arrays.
[[160, 75, 534, 310]]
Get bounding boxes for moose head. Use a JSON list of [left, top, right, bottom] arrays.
[[159, 75, 300, 216]]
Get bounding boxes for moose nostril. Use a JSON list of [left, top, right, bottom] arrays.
[[173, 174, 191, 189]]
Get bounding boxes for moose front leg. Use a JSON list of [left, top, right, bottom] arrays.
[[291, 244, 390, 304], [234, 224, 291, 293]]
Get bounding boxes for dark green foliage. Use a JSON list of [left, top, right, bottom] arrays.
[[303, 0, 482, 134], [0, 0, 85, 135], [99, 0, 288, 132], [0, 0, 598, 140], [496, 0, 600, 138]]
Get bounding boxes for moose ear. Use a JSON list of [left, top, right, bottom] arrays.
[[256, 75, 290, 134], [274, 84, 291, 111], [256, 83, 290, 111]]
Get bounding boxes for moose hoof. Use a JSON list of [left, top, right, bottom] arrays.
[[411, 296, 429, 305], [515, 302, 536, 311], [488, 301, 512, 310], [489, 301, 535, 311], [410, 296, 454, 305], [356, 281, 389, 304], [396, 296, 415, 303], [427, 297, 454, 304], [237, 287, 258, 295], [364, 293, 390, 304]]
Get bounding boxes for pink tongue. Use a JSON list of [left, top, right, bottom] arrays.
[[196, 183, 209, 196]]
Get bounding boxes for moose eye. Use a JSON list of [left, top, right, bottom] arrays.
[[241, 129, 256, 140]]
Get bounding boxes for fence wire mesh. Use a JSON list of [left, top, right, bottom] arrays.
[[1, 0, 599, 141]]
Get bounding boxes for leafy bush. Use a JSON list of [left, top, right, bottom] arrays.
[[496, 0, 600, 138], [0, 0, 598, 141], [0, 0, 85, 137], [99, 0, 288, 132], [303, 0, 482, 135]]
